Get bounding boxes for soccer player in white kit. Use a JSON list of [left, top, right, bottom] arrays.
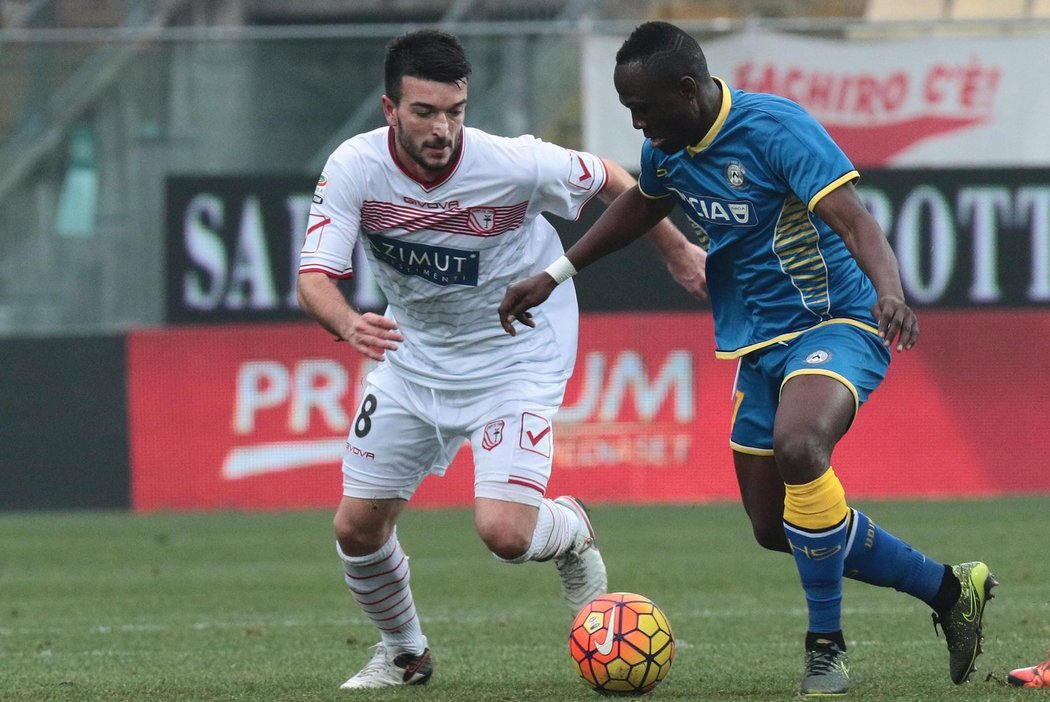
[[297, 28, 707, 689]]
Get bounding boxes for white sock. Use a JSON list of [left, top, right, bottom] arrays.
[[496, 498, 579, 564], [337, 531, 426, 655]]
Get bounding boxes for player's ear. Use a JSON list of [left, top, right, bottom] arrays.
[[678, 75, 698, 101], [381, 95, 398, 127]]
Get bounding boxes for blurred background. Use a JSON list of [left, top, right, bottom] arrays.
[[2, 0, 1049, 512]]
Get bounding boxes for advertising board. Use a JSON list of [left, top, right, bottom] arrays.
[[127, 311, 1050, 511]]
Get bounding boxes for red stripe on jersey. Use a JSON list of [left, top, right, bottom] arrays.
[[298, 264, 353, 279], [307, 216, 331, 233], [360, 200, 528, 237]]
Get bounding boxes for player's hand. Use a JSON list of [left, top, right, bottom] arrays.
[[665, 243, 708, 300], [343, 312, 404, 361], [872, 295, 918, 352], [499, 273, 558, 336]]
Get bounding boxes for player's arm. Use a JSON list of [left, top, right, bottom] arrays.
[[599, 159, 707, 300], [297, 272, 403, 361], [499, 185, 674, 335], [813, 182, 918, 352]]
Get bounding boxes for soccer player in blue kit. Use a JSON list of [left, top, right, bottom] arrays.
[[500, 21, 996, 697]]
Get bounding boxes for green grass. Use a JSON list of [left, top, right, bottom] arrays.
[[2, 498, 1049, 701]]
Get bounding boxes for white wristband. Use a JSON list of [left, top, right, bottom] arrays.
[[543, 255, 578, 285]]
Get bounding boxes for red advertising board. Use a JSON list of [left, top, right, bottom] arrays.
[[127, 311, 1050, 512]]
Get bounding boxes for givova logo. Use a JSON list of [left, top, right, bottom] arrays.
[[367, 233, 480, 287]]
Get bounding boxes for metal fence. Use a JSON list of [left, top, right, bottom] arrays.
[[0, 24, 590, 334]]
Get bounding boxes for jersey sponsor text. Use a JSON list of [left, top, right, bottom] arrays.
[[666, 186, 755, 225], [367, 233, 480, 287]]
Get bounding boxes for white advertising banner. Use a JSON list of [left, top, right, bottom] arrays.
[[583, 30, 1048, 169]]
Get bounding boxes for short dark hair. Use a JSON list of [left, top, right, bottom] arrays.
[[384, 29, 472, 103], [615, 21, 708, 82]]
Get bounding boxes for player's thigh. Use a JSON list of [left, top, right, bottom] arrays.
[[468, 381, 563, 508], [342, 383, 446, 502]]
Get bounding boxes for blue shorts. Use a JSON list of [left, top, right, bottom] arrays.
[[729, 322, 891, 455]]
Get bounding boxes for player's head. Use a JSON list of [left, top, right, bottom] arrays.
[[613, 22, 712, 154], [382, 29, 472, 177], [384, 29, 471, 103]]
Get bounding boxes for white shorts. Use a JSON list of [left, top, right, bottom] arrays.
[[341, 364, 566, 507]]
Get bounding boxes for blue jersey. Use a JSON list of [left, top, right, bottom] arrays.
[[638, 78, 878, 359]]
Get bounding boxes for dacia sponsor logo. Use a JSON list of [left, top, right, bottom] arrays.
[[667, 186, 755, 226], [368, 233, 480, 287]]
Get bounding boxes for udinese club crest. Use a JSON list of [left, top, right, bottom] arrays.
[[725, 161, 746, 189], [805, 350, 831, 364]]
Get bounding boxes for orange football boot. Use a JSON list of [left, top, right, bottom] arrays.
[[1008, 653, 1050, 688]]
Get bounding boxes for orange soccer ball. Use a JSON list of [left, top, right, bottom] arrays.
[[568, 592, 675, 696]]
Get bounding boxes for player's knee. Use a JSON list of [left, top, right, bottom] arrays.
[[773, 432, 831, 480], [477, 522, 531, 561], [333, 516, 389, 557]]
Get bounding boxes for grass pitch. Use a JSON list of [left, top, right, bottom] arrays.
[[2, 497, 1049, 701]]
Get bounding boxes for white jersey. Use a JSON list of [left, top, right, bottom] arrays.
[[300, 126, 608, 390]]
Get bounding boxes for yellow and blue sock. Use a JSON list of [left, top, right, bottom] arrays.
[[843, 508, 946, 603], [783, 467, 849, 638]]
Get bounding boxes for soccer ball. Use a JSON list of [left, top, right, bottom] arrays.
[[568, 592, 675, 695]]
